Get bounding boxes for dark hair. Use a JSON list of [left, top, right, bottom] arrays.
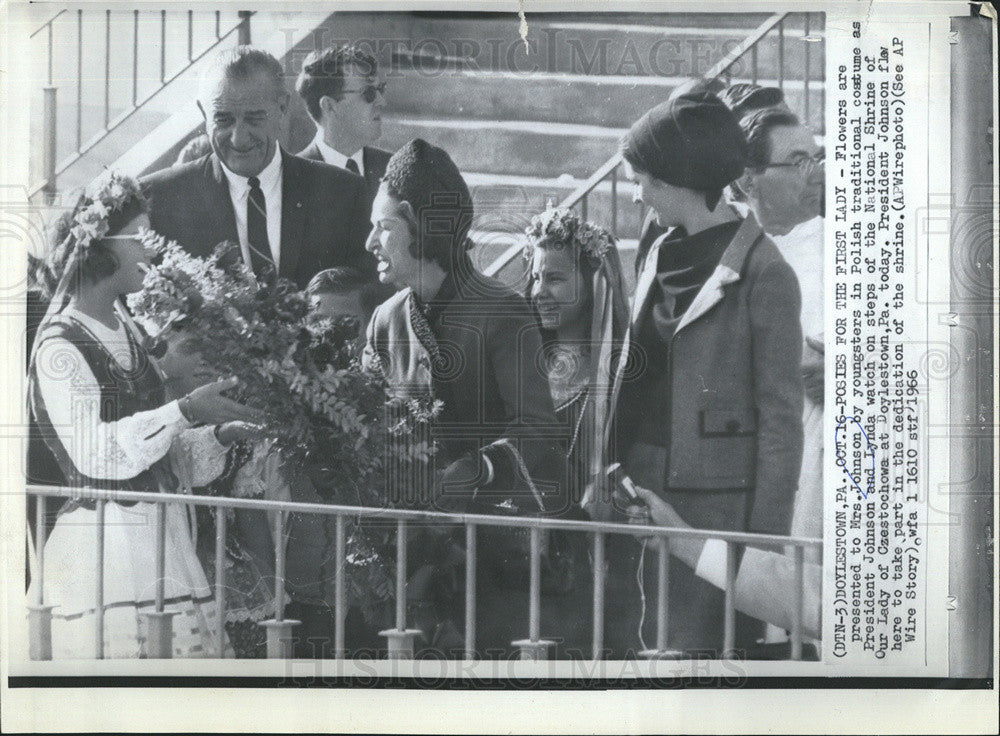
[[741, 108, 802, 171], [718, 83, 786, 121], [295, 45, 378, 122], [201, 46, 286, 101], [306, 267, 379, 315], [38, 189, 148, 298], [383, 138, 474, 271]]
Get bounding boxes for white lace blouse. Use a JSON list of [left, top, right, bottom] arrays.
[[33, 307, 227, 487]]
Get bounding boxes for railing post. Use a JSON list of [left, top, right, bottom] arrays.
[[28, 496, 54, 660], [93, 498, 105, 659], [334, 515, 346, 658], [803, 13, 811, 127], [143, 501, 179, 658], [214, 506, 228, 657], [791, 545, 804, 660], [722, 541, 737, 658], [609, 167, 618, 238], [591, 532, 605, 660], [104, 10, 111, 129], [238, 11, 252, 45], [379, 519, 421, 658], [75, 9, 82, 152], [464, 523, 477, 660], [640, 535, 683, 659], [513, 526, 555, 660], [42, 87, 58, 203], [261, 510, 299, 658]]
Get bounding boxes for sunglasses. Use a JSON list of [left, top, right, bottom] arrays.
[[340, 81, 387, 104]]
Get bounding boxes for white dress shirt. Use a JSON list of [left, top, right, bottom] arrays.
[[219, 145, 283, 271], [312, 132, 364, 176]]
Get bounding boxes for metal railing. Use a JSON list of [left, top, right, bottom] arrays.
[[25, 483, 820, 662], [484, 11, 824, 280], [30, 9, 254, 202]]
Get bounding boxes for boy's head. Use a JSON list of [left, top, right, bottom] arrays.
[[306, 267, 376, 329]]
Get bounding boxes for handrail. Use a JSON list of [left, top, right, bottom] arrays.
[[30, 10, 253, 201], [29, 9, 66, 38], [482, 11, 822, 280], [25, 484, 821, 550], [25, 482, 817, 661]]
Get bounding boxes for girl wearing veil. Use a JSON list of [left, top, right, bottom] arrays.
[[27, 171, 264, 658], [524, 207, 631, 657]]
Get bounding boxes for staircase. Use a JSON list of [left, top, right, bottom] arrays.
[[31, 9, 824, 287], [281, 10, 824, 287]]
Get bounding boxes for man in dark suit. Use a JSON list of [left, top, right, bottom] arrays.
[[294, 45, 392, 205], [141, 46, 373, 289]]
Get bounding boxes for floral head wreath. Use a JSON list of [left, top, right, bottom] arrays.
[[523, 207, 615, 268], [67, 170, 145, 252]]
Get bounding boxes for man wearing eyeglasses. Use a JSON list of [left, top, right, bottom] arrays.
[[735, 108, 825, 237], [736, 107, 826, 594], [295, 45, 392, 205]]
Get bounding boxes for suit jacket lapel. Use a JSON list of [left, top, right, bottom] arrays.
[[279, 149, 306, 281], [208, 155, 239, 247]]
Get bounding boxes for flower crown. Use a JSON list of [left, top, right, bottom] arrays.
[[68, 170, 145, 251], [523, 207, 615, 267]]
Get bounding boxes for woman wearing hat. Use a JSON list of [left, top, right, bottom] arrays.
[[610, 91, 805, 656]]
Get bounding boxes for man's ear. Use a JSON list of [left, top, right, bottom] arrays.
[[277, 89, 290, 116]]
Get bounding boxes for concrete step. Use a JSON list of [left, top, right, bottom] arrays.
[[469, 230, 641, 293], [463, 170, 646, 243], [391, 17, 823, 81], [379, 116, 625, 179], [383, 69, 824, 129]]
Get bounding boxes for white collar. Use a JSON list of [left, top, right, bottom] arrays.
[[313, 132, 364, 175], [219, 144, 283, 196]]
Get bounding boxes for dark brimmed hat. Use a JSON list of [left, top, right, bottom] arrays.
[[622, 91, 747, 191]]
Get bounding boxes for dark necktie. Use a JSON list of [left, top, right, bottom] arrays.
[[345, 158, 360, 176], [247, 176, 274, 281]]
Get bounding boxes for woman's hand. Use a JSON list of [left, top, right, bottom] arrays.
[[181, 377, 266, 425], [632, 485, 688, 528], [631, 485, 705, 569], [214, 421, 265, 445]]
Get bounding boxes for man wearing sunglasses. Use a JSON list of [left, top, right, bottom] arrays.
[[296, 45, 392, 205]]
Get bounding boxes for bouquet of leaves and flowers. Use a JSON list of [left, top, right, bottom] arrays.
[[128, 232, 440, 623]]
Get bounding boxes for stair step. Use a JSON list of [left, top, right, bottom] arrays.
[[384, 70, 824, 129], [389, 21, 822, 81], [379, 117, 625, 179], [469, 230, 641, 292]]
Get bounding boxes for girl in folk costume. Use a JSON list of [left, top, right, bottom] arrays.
[[524, 208, 629, 521], [27, 171, 264, 659], [523, 208, 631, 657]]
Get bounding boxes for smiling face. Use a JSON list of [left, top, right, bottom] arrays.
[[744, 124, 824, 235], [366, 184, 424, 289], [105, 213, 152, 296], [323, 64, 385, 152], [200, 70, 288, 178], [529, 245, 591, 334]]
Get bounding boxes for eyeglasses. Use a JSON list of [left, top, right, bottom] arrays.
[[764, 151, 825, 175], [340, 81, 387, 103]]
